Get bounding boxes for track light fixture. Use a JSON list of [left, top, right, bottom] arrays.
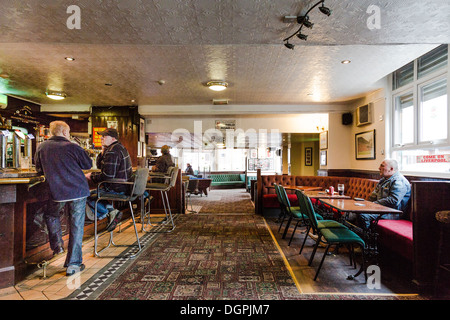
[[283, 0, 332, 49], [297, 33, 308, 41], [319, 2, 332, 16], [284, 41, 295, 50], [297, 16, 314, 29]]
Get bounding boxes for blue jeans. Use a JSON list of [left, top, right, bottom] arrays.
[[87, 189, 123, 219], [358, 213, 401, 230], [45, 198, 86, 267]]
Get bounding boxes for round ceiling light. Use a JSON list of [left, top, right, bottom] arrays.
[[45, 91, 66, 100], [207, 81, 228, 91]]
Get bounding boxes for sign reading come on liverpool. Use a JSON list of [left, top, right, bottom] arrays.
[[416, 154, 450, 163]]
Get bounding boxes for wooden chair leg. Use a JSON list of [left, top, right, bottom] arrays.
[[299, 226, 310, 255], [314, 244, 331, 281]]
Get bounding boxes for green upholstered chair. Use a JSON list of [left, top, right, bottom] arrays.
[[296, 190, 347, 254], [278, 185, 309, 242], [300, 192, 367, 282], [286, 190, 332, 246], [273, 184, 289, 232]]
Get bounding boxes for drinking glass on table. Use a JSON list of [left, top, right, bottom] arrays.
[[337, 184, 345, 195]]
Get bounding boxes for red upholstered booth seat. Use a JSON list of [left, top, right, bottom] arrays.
[[377, 219, 413, 262], [259, 175, 378, 214], [262, 193, 298, 208]]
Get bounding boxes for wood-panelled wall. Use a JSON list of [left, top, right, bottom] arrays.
[[91, 106, 141, 167]]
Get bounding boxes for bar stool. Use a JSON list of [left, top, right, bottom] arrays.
[[141, 166, 178, 233], [434, 210, 450, 296], [92, 167, 149, 258], [186, 179, 199, 213]]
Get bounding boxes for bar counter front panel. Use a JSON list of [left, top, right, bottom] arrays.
[[0, 168, 185, 289]]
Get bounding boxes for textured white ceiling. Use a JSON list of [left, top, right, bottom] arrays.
[[0, 0, 448, 112]]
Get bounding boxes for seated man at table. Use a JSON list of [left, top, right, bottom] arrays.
[[152, 145, 174, 173], [185, 163, 194, 176], [359, 159, 411, 229]]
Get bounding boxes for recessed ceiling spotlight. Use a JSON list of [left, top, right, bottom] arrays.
[[207, 81, 228, 91], [65, 57, 75, 61], [341, 60, 351, 64], [45, 91, 66, 100]]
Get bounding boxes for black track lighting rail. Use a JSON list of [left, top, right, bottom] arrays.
[[283, 0, 332, 49]]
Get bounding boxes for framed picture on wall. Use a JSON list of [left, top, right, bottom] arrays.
[[137, 141, 142, 157], [355, 129, 376, 160], [319, 131, 328, 150], [320, 150, 327, 166], [139, 118, 145, 142], [305, 147, 312, 166]]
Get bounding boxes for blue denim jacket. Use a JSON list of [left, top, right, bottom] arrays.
[[369, 171, 411, 212]]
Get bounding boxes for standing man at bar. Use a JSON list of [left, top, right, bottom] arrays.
[[359, 159, 411, 229], [85, 128, 133, 232], [35, 121, 92, 276]]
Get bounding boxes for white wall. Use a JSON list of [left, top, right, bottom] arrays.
[[323, 87, 388, 171], [349, 89, 387, 170], [144, 114, 329, 134]]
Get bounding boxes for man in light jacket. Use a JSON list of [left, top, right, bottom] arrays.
[[359, 159, 411, 229]]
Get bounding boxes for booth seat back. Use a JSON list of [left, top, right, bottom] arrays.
[[261, 175, 351, 194], [345, 177, 379, 200], [294, 176, 350, 190], [211, 174, 242, 182], [261, 175, 296, 194]]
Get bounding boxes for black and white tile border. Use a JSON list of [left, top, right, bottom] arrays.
[[67, 218, 177, 300]]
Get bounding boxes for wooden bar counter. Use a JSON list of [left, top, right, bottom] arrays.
[[0, 167, 185, 289], [0, 169, 44, 288], [0, 168, 102, 289]]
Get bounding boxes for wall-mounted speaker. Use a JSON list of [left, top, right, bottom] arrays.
[[342, 112, 353, 125]]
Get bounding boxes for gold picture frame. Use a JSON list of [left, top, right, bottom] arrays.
[[319, 131, 328, 150]]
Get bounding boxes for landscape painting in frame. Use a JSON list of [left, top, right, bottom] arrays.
[[355, 130, 376, 160]]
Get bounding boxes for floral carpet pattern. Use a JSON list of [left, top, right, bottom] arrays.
[[95, 214, 302, 300], [189, 188, 255, 214]]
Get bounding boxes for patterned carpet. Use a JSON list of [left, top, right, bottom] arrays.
[[93, 214, 302, 300], [66, 189, 428, 302], [189, 188, 255, 214]]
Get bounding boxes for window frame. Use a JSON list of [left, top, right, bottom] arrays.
[[390, 45, 449, 175], [417, 74, 448, 145]]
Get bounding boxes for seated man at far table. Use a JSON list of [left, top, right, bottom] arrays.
[[358, 159, 411, 229]]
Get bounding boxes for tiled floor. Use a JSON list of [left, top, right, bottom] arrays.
[[0, 217, 154, 300]]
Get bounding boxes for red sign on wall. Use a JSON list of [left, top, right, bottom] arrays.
[[416, 154, 450, 163], [93, 127, 106, 148]]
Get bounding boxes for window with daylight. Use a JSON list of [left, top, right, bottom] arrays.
[[391, 44, 449, 175]]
